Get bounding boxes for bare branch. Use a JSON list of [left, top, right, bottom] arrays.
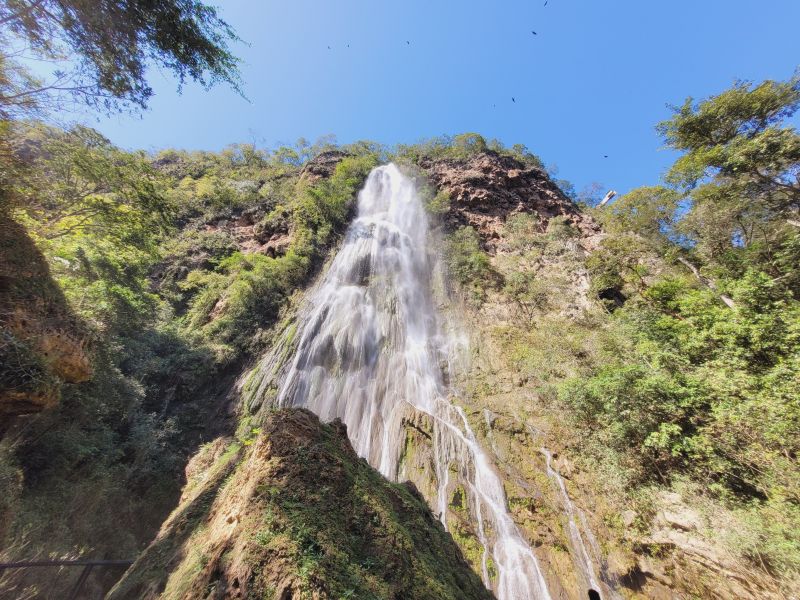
[[677, 257, 736, 309], [598, 190, 617, 207]]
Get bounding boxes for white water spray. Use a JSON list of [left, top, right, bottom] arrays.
[[272, 164, 552, 599]]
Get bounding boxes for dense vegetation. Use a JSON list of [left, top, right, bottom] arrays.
[[432, 77, 800, 583], [0, 0, 240, 114], [570, 76, 800, 576], [4, 91, 798, 590], [0, 4, 252, 595], [1, 1, 798, 591], [0, 121, 379, 597]]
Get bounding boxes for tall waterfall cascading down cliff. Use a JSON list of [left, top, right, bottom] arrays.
[[269, 164, 552, 599]]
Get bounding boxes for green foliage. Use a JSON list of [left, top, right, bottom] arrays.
[[0, 123, 382, 597], [183, 250, 309, 360], [507, 143, 546, 169], [550, 74, 800, 580], [597, 186, 681, 247], [504, 213, 542, 253], [659, 75, 800, 283], [291, 154, 379, 258], [396, 133, 487, 162], [423, 188, 451, 217], [0, 0, 241, 113], [502, 271, 550, 325], [451, 133, 488, 156], [544, 214, 579, 242], [0, 346, 184, 592], [0, 330, 58, 401], [586, 234, 653, 304], [730, 499, 800, 576], [444, 227, 493, 304], [12, 122, 170, 245], [560, 270, 800, 570], [394, 133, 545, 168], [658, 76, 800, 191], [179, 153, 378, 360]]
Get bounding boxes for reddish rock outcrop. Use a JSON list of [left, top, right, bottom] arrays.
[[420, 152, 602, 252], [300, 149, 350, 181]]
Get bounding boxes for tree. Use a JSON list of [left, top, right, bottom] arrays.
[[659, 75, 800, 225], [502, 270, 549, 324], [0, 0, 241, 114], [600, 185, 681, 249], [11, 122, 170, 243], [606, 75, 800, 296]]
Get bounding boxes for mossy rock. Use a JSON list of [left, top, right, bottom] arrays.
[[109, 409, 495, 600]]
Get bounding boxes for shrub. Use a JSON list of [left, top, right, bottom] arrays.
[[444, 227, 493, 303]]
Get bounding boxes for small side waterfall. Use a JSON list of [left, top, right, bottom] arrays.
[[269, 164, 552, 599], [542, 449, 621, 600]]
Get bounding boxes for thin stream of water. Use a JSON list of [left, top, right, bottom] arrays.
[[542, 448, 602, 594]]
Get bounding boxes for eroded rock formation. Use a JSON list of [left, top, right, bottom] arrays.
[[300, 149, 350, 181], [0, 214, 91, 416]]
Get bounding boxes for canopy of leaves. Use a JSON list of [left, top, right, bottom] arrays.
[[659, 75, 800, 215], [9, 122, 170, 243], [0, 0, 241, 112], [394, 133, 545, 169], [603, 74, 800, 293]]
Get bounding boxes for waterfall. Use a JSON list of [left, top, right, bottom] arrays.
[[271, 164, 552, 599], [541, 449, 621, 600]]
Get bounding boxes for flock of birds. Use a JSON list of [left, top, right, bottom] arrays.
[[326, 1, 562, 111], [323, 1, 612, 159]]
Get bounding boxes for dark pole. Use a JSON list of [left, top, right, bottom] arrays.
[[67, 564, 94, 600]]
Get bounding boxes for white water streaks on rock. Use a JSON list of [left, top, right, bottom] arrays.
[[542, 448, 622, 600], [274, 164, 552, 600]]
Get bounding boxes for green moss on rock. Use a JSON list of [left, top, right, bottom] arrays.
[[109, 409, 494, 600]]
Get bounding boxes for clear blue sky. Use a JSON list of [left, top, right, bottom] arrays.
[[79, 0, 800, 196]]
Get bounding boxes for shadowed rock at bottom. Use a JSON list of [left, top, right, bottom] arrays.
[[107, 408, 495, 600]]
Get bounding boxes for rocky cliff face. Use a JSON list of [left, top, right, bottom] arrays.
[[412, 151, 787, 600], [300, 150, 351, 182], [108, 409, 493, 600], [93, 149, 788, 600], [419, 151, 603, 253], [0, 214, 91, 416], [150, 150, 352, 298]]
